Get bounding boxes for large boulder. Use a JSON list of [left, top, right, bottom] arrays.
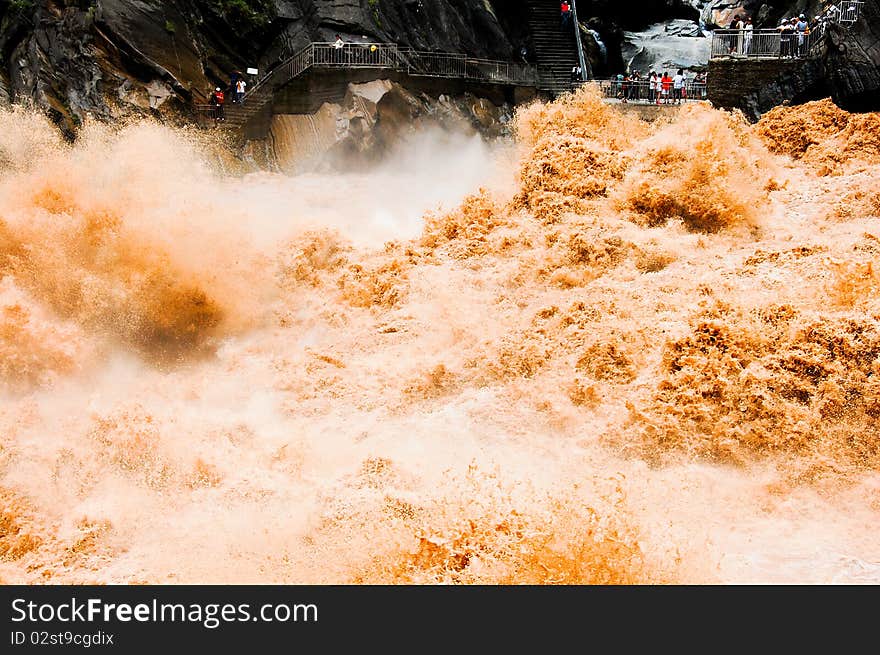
[[268, 79, 513, 172], [622, 19, 712, 74]]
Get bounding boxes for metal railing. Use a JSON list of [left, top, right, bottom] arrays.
[[710, 28, 822, 59], [254, 43, 539, 99], [195, 42, 547, 125], [570, 0, 588, 81], [837, 1, 865, 25], [709, 0, 863, 60], [594, 78, 708, 102]]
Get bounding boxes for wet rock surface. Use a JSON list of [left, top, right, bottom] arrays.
[[824, 0, 880, 110], [0, 0, 876, 137], [0, 0, 520, 135], [268, 79, 514, 172], [706, 0, 880, 116], [622, 19, 712, 75]]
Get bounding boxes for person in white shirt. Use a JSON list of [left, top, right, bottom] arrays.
[[673, 69, 684, 103], [744, 17, 753, 54], [734, 15, 745, 54], [236, 78, 246, 104]]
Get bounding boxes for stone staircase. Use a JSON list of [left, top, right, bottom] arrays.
[[526, 0, 581, 95], [208, 85, 274, 131]]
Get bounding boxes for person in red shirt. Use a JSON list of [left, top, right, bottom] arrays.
[[561, 1, 571, 29], [661, 72, 672, 104], [209, 87, 226, 121]]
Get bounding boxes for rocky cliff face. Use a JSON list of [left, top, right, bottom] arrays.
[[824, 0, 880, 110], [704, 0, 880, 116], [263, 78, 514, 172], [0, 0, 521, 136], [575, 0, 807, 77], [1, 0, 877, 138]]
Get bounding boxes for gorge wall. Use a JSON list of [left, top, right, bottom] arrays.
[[1, 0, 877, 139], [0, 0, 525, 136]]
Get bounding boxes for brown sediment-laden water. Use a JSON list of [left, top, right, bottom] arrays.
[[1, 88, 879, 584]]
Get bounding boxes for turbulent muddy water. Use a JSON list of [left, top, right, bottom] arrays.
[[1, 89, 879, 584]]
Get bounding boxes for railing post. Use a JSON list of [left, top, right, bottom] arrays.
[[570, 0, 589, 81]]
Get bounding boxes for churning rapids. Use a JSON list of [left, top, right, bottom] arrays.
[[1, 87, 879, 584]]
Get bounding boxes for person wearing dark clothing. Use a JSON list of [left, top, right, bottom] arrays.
[[779, 19, 794, 57], [628, 70, 641, 101], [210, 87, 225, 121], [228, 71, 240, 103], [561, 1, 571, 29]]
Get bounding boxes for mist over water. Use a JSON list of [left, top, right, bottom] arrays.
[[1, 90, 879, 584]]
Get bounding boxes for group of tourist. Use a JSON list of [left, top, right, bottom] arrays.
[[610, 69, 705, 104], [775, 14, 813, 57], [208, 71, 248, 122], [729, 16, 754, 55], [776, 0, 856, 56], [727, 1, 858, 58]]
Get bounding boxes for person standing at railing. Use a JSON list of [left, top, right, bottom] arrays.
[[647, 71, 656, 104], [561, 1, 572, 29], [743, 18, 753, 55], [734, 15, 745, 54], [662, 71, 673, 104], [778, 19, 794, 57], [227, 71, 239, 103], [796, 15, 808, 56], [814, 14, 828, 42], [332, 34, 345, 64], [672, 69, 684, 103], [629, 70, 642, 101]]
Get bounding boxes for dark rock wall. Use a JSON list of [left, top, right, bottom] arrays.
[[708, 0, 880, 117], [825, 0, 880, 110], [1, 0, 877, 136], [708, 56, 827, 119], [0, 0, 523, 135]]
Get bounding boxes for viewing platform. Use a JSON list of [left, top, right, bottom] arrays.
[[706, 0, 865, 119]]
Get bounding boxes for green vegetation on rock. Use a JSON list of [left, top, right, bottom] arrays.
[[200, 0, 276, 30]]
